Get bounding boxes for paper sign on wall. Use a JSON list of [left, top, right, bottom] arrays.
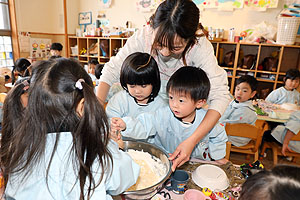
[[29, 38, 51, 59]]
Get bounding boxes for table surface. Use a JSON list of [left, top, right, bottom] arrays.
[[114, 159, 243, 200], [257, 115, 287, 123]]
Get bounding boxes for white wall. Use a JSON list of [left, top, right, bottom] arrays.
[[76, 0, 285, 39], [77, 0, 152, 31], [14, 0, 287, 40], [67, 0, 79, 34], [15, 0, 65, 33]]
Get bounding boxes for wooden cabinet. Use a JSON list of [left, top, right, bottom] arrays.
[[68, 36, 127, 65], [211, 41, 300, 97]]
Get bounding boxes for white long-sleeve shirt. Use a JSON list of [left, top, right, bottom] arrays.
[[100, 25, 230, 115]]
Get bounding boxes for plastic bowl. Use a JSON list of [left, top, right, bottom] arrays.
[[191, 164, 229, 191], [184, 189, 211, 200], [122, 140, 172, 200]]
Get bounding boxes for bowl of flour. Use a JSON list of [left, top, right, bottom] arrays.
[[122, 140, 172, 199]]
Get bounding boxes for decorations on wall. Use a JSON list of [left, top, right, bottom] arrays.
[[193, 0, 243, 9], [18, 32, 30, 53], [79, 12, 92, 25], [192, 0, 277, 10], [244, 0, 278, 8], [136, 0, 164, 12], [99, 0, 112, 8], [79, 12, 92, 32], [29, 38, 51, 59]]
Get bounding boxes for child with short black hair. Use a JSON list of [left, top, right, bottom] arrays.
[[95, 64, 122, 102], [87, 59, 99, 83], [50, 42, 63, 57], [1, 58, 139, 199], [11, 58, 31, 85], [95, 63, 104, 79], [261, 110, 300, 157], [265, 68, 300, 105], [220, 75, 258, 147], [239, 165, 300, 200], [106, 52, 166, 141], [111, 66, 228, 167]]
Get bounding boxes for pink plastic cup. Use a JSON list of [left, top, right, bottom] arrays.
[[184, 189, 211, 200]]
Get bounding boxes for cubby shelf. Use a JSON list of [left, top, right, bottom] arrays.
[[211, 41, 300, 96], [68, 36, 127, 65]]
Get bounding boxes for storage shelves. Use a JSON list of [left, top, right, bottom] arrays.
[[211, 41, 300, 98]]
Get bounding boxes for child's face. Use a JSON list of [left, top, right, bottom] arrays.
[[168, 90, 205, 123], [88, 64, 96, 74], [285, 78, 300, 91], [50, 49, 61, 56], [234, 82, 256, 103], [127, 84, 153, 104]]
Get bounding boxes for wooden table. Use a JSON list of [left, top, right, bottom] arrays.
[[257, 115, 288, 123]]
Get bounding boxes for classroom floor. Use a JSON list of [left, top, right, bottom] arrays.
[[229, 150, 300, 170]]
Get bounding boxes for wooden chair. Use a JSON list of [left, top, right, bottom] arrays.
[[261, 131, 300, 165], [225, 141, 232, 160], [225, 123, 264, 161]]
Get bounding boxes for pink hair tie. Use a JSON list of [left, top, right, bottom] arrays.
[[75, 78, 85, 90]]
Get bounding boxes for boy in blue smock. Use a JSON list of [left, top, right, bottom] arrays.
[[220, 75, 258, 147], [265, 69, 300, 105], [111, 66, 228, 163]]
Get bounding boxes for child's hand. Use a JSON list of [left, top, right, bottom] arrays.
[[282, 143, 292, 156], [111, 117, 126, 131], [109, 130, 124, 149]]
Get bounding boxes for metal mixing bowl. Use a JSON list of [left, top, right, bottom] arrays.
[[122, 140, 172, 200]]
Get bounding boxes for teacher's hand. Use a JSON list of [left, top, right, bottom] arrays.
[[168, 138, 196, 171]]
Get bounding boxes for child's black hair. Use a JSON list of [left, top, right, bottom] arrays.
[[235, 75, 258, 92], [11, 58, 31, 84], [285, 69, 300, 81], [1, 58, 112, 200], [95, 64, 104, 79], [120, 52, 161, 101], [88, 59, 99, 66], [50, 43, 63, 51], [166, 66, 210, 102], [239, 165, 300, 200]]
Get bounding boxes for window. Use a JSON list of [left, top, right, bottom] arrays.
[[0, 0, 14, 68]]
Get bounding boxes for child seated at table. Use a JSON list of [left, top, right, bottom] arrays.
[[239, 165, 300, 200], [265, 68, 300, 105], [262, 110, 300, 156], [220, 75, 258, 147], [111, 66, 228, 164]]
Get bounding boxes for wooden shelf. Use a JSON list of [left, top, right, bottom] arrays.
[[212, 41, 300, 97], [68, 36, 127, 65]]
